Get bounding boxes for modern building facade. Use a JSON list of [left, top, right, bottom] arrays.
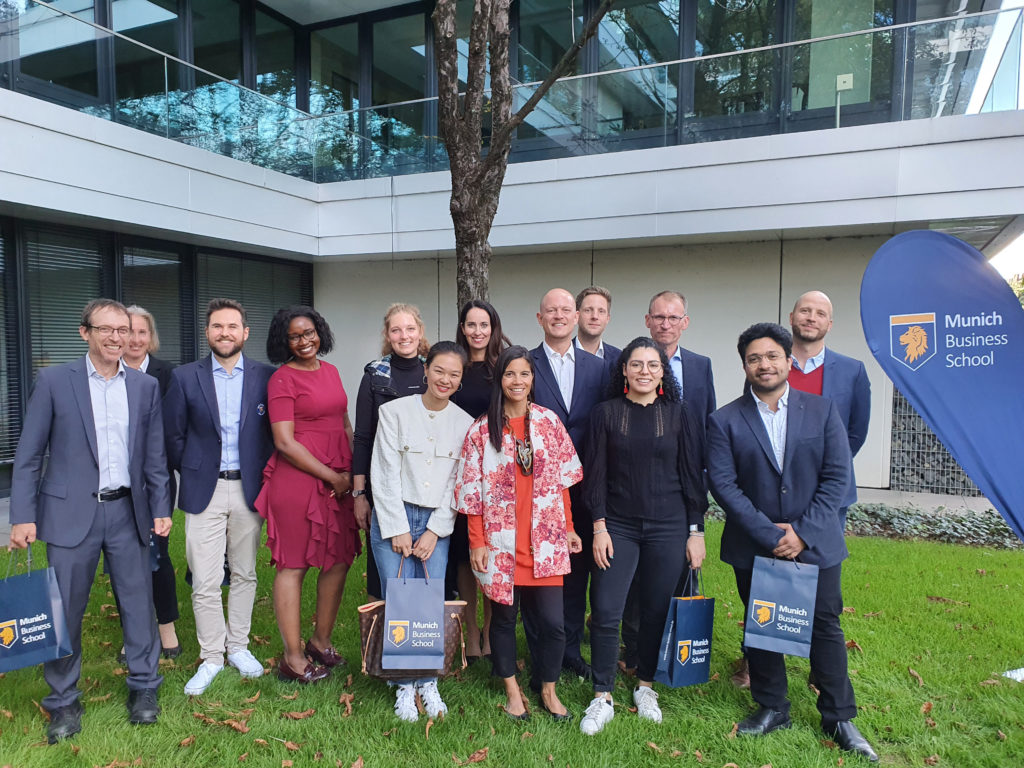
[[1, 0, 1023, 496]]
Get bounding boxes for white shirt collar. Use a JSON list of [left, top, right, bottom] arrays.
[[86, 354, 126, 380], [543, 341, 575, 362], [751, 383, 790, 413], [212, 352, 245, 374]]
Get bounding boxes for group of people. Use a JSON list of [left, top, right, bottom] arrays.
[[8, 285, 878, 762]]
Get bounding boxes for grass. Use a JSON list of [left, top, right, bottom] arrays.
[[1, 522, 1024, 768]]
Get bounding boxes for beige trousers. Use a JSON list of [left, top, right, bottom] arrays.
[[185, 479, 263, 664]]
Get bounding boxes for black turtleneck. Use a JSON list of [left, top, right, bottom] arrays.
[[352, 354, 426, 478]]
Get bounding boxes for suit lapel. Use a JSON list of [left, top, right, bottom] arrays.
[[782, 391, 806, 474], [739, 395, 781, 474], [239, 357, 254, 433], [532, 346, 568, 417], [70, 357, 99, 466], [197, 356, 222, 432], [568, 353, 589, 417], [125, 369, 141, 457], [820, 348, 834, 398]]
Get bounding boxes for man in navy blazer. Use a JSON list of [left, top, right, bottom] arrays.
[[789, 291, 870, 525], [707, 322, 878, 763], [573, 286, 622, 366], [162, 298, 275, 696], [531, 288, 609, 679], [11, 299, 172, 743]]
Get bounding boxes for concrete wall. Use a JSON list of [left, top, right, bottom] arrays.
[[316, 234, 892, 491]]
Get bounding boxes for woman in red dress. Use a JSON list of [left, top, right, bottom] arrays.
[[256, 306, 359, 683]]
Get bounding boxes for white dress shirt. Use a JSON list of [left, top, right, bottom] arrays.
[[544, 341, 575, 411], [86, 355, 131, 492], [792, 347, 826, 374], [574, 337, 607, 359], [752, 384, 789, 472]]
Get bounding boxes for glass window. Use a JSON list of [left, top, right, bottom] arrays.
[[310, 23, 359, 115], [0, 230, 18, 465], [517, 0, 583, 82], [122, 245, 183, 365], [17, 0, 100, 98], [193, 0, 241, 85], [255, 8, 296, 107], [112, 0, 180, 133], [373, 13, 426, 104]]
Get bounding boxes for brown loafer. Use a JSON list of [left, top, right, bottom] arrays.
[[304, 640, 345, 668], [277, 658, 330, 684]]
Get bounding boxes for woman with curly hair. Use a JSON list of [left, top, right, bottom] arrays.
[[256, 306, 357, 683], [578, 337, 707, 735]]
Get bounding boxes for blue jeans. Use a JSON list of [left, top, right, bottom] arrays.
[[369, 503, 450, 686]]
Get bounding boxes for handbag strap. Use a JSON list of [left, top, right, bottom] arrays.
[[396, 555, 431, 584], [4, 546, 31, 581], [680, 566, 704, 598]]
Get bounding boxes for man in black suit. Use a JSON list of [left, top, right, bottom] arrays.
[[706, 322, 878, 763], [645, 290, 715, 424], [574, 286, 621, 366], [531, 288, 608, 679]]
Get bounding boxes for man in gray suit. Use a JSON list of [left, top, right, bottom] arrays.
[[9, 299, 172, 744]]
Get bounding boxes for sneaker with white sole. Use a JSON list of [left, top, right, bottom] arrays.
[[416, 680, 448, 718], [580, 696, 614, 735], [184, 661, 223, 696], [633, 686, 662, 723], [227, 649, 264, 679], [394, 683, 418, 722]]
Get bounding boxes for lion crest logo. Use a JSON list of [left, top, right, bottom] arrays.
[[890, 313, 936, 370], [387, 620, 409, 648], [676, 640, 691, 667], [0, 619, 17, 649], [751, 600, 775, 627]]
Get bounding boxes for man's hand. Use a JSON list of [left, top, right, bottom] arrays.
[[152, 517, 172, 537], [9, 523, 36, 550], [772, 523, 806, 559]]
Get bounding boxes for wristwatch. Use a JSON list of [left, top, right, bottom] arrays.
[[352, 490, 367, 498]]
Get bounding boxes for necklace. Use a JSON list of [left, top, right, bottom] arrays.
[[503, 410, 533, 476]]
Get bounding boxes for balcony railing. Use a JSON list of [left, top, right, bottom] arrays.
[[2, 2, 1021, 183]]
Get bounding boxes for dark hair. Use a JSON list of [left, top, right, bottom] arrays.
[[737, 322, 792, 361], [80, 298, 128, 328], [266, 305, 335, 364], [608, 337, 681, 403], [487, 345, 534, 452], [206, 298, 246, 326], [455, 300, 510, 373], [425, 340, 468, 368]]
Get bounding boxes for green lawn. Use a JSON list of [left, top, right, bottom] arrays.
[[2, 523, 1023, 768]]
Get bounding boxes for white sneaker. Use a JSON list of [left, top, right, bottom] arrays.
[[184, 661, 223, 696], [227, 649, 264, 679], [633, 686, 662, 723], [416, 680, 448, 718], [394, 683, 419, 722], [580, 696, 614, 735]]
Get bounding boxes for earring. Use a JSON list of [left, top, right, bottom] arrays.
[[458, 382, 464, 391], [422, 375, 427, 384], [658, 382, 664, 395], [623, 382, 629, 394]]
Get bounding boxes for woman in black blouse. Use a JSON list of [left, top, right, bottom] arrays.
[[448, 300, 509, 659], [579, 337, 707, 735]]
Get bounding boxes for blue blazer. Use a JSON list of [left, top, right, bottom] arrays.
[[672, 347, 716, 429], [821, 348, 871, 508], [163, 355, 275, 514], [531, 344, 609, 454], [11, 357, 171, 548], [707, 388, 851, 571]]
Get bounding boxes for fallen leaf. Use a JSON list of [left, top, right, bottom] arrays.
[[998, 730, 1007, 741], [88, 693, 113, 702], [252, 635, 271, 645], [670, 751, 682, 758], [723, 764, 740, 768], [179, 735, 196, 747], [628, 706, 638, 713], [921, 702, 933, 714], [863, 611, 882, 618], [843, 607, 856, 614], [821, 739, 838, 749], [926, 595, 968, 606], [0, 710, 11, 720], [909, 667, 925, 686], [244, 691, 261, 703], [976, 569, 987, 575], [452, 755, 464, 766], [345, 674, 354, 688], [315, 751, 323, 761], [516, 659, 526, 671], [521, 732, 534, 741], [710, 672, 719, 682], [694, 750, 703, 762], [238, 754, 248, 762], [466, 748, 489, 763], [426, 717, 435, 739], [193, 712, 217, 725], [224, 719, 250, 734], [352, 759, 364, 768], [727, 722, 738, 739], [846, 640, 863, 653], [647, 742, 662, 753], [283, 762, 294, 768], [284, 741, 301, 752], [924, 756, 939, 766], [281, 691, 300, 700], [339, 693, 354, 717], [112, 668, 126, 676], [281, 709, 316, 720], [254, 739, 269, 747], [31, 700, 50, 721], [71, 746, 80, 755], [980, 679, 1001, 686], [925, 717, 937, 728]]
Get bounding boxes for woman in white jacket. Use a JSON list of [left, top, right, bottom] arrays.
[[370, 340, 474, 722]]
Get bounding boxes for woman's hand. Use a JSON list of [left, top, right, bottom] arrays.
[[566, 531, 582, 555], [353, 495, 370, 530], [390, 532, 413, 557], [686, 535, 706, 570], [593, 531, 614, 570], [412, 530, 438, 562], [328, 471, 352, 499], [469, 546, 488, 573]]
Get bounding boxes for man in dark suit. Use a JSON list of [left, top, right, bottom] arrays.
[[162, 298, 275, 696], [574, 286, 621, 367], [645, 290, 716, 426], [707, 322, 878, 763], [531, 288, 608, 679], [10, 299, 172, 743]]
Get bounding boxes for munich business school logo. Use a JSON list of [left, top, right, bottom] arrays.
[[676, 640, 691, 667], [751, 599, 775, 627], [0, 618, 17, 649], [890, 313, 936, 371], [388, 620, 409, 648]]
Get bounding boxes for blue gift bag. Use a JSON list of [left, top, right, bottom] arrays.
[[743, 556, 818, 658], [0, 550, 73, 673], [381, 557, 446, 671], [655, 569, 715, 688]]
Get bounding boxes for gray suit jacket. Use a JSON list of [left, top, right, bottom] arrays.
[[11, 356, 171, 548]]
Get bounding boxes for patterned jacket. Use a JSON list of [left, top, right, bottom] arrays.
[[454, 404, 582, 605]]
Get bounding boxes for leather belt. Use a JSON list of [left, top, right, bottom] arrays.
[[93, 486, 131, 502], [218, 470, 242, 480]]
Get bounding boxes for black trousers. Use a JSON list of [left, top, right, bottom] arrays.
[[112, 531, 179, 626], [490, 585, 564, 683], [590, 516, 687, 690], [561, 484, 592, 664], [734, 563, 857, 728]]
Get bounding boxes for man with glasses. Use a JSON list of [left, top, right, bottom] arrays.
[[162, 298, 274, 696], [11, 299, 172, 743]]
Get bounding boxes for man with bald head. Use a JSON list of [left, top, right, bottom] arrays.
[[531, 288, 609, 680]]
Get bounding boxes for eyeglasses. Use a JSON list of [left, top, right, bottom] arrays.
[[88, 325, 130, 337], [627, 360, 663, 372], [649, 314, 686, 326], [744, 352, 787, 366], [287, 328, 318, 344]]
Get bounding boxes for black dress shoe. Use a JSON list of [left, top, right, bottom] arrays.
[[277, 658, 330, 684], [737, 706, 791, 736], [562, 656, 592, 681], [828, 721, 879, 763], [127, 689, 160, 725], [47, 700, 83, 744], [539, 700, 573, 722]]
